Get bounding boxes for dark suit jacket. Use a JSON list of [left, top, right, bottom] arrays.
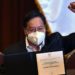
[[3, 32, 65, 54], [3, 32, 66, 75], [63, 33, 75, 53]]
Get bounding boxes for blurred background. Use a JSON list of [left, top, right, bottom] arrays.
[[1, 0, 75, 52], [0, 0, 38, 52]]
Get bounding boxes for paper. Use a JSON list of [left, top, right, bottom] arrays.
[[36, 51, 65, 75]]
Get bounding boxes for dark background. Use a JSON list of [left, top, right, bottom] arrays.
[[0, 0, 38, 52]]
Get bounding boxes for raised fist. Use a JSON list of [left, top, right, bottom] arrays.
[[68, 2, 75, 13]]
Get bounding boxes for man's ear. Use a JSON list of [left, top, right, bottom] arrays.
[[24, 28, 28, 36]]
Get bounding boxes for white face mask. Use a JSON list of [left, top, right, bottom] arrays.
[[27, 31, 45, 45]]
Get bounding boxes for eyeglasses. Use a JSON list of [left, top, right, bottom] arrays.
[[26, 26, 45, 32]]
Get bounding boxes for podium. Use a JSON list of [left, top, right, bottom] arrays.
[[66, 50, 75, 75]]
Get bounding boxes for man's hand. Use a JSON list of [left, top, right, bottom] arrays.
[[68, 2, 75, 13]]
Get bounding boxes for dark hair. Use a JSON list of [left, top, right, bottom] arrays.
[[23, 10, 46, 28]]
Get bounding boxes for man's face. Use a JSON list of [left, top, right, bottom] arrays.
[[24, 17, 46, 35]]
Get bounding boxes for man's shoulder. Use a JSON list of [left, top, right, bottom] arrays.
[[3, 41, 26, 55], [46, 32, 63, 45], [47, 32, 62, 39], [44, 32, 64, 52]]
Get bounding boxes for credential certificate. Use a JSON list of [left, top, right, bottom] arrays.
[[36, 51, 65, 75]]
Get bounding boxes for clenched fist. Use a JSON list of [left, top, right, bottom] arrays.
[[68, 2, 75, 13]]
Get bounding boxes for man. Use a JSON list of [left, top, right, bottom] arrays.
[[3, 10, 68, 75], [3, 10, 65, 54]]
